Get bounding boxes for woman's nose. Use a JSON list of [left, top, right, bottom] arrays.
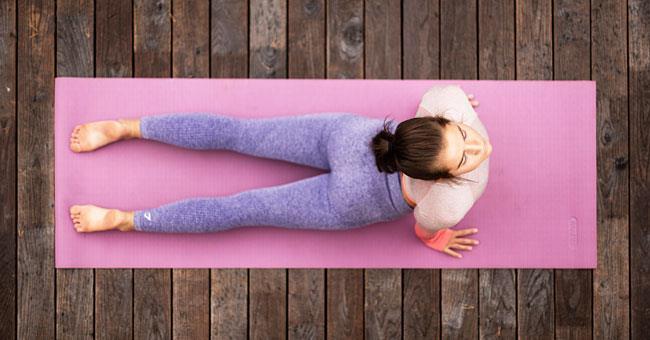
[[466, 137, 484, 153]]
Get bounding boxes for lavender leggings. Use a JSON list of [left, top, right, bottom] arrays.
[[133, 112, 414, 233]]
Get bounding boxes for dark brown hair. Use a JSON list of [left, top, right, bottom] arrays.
[[371, 115, 476, 185]]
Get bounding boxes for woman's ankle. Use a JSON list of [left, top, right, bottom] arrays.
[[117, 118, 141, 139], [115, 210, 136, 232]]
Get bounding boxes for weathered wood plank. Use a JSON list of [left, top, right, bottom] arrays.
[[17, 0, 56, 338], [327, 270, 364, 339], [440, 0, 479, 339], [250, 0, 286, 78], [326, 0, 363, 79], [134, 0, 172, 77], [287, 1, 326, 338], [365, 0, 400, 79], [171, 0, 211, 338], [630, 0, 650, 338], [552, 1, 593, 339], [364, 270, 402, 339], [288, 269, 325, 339], [211, 269, 248, 339], [55, 1, 95, 338], [0, 0, 16, 337], [288, 0, 325, 79], [211, 0, 248, 78], [210, 1, 249, 339], [326, 1, 364, 339], [515, 1, 555, 339], [403, 0, 439, 80], [592, 0, 630, 338], [133, 0, 172, 338], [477, 1, 517, 339], [249, 1, 287, 339], [95, 1, 134, 337], [364, 0, 402, 339], [172, 0, 209, 78], [402, 2, 441, 337], [403, 270, 441, 339]]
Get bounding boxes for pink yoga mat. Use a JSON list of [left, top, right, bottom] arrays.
[[54, 78, 597, 268]]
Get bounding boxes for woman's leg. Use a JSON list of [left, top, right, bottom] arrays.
[[139, 112, 354, 171], [133, 172, 357, 232]]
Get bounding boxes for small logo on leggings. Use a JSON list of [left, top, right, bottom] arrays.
[[144, 211, 152, 221]]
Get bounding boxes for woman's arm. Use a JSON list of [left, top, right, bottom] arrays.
[[413, 184, 477, 258], [415, 85, 478, 124]]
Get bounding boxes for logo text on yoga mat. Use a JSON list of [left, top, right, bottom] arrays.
[[568, 217, 578, 250]]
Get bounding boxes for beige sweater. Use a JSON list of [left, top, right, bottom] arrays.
[[401, 85, 490, 248]]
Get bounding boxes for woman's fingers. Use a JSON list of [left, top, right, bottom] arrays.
[[467, 95, 479, 107], [450, 244, 473, 251], [444, 248, 463, 259], [456, 238, 479, 245], [454, 228, 478, 236]]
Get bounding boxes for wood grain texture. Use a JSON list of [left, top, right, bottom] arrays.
[[172, 0, 209, 78], [402, 2, 442, 337], [365, 0, 401, 79], [515, 1, 555, 339], [249, 269, 286, 339], [249, 1, 287, 339], [210, 2, 249, 339], [440, 1, 478, 339], [211, 269, 248, 339], [288, 269, 325, 339], [134, 0, 173, 338], [365, 269, 402, 339], [288, 0, 325, 79], [250, 0, 286, 78], [326, 0, 363, 79], [327, 269, 363, 339], [171, 2, 211, 339], [592, 0, 630, 339], [552, 1, 593, 339], [95, 1, 134, 339], [403, 0, 439, 80], [0, 0, 16, 337], [211, 0, 249, 78], [134, 0, 171, 77], [477, 1, 517, 339], [55, 1, 95, 339], [630, 1, 650, 338], [17, 0, 55, 338], [287, 1, 326, 339]]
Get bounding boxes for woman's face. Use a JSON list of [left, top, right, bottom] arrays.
[[438, 122, 492, 176]]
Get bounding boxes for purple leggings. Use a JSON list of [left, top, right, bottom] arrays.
[[133, 112, 413, 233]]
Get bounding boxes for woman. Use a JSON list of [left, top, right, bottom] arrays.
[[69, 85, 490, 259]]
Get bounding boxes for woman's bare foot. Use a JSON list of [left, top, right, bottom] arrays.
[[69, 118, 141, 152], [70, 204, 135, 232]]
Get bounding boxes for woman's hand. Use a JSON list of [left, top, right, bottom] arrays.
[[442, 228, 480, 259], [467, 94, 479, 107]]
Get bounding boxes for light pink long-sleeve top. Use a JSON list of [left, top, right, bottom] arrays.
[[400, 85, 490, 251]]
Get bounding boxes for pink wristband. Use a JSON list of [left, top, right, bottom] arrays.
[[414, 223, 455, 251]]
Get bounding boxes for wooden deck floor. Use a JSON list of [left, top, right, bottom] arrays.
[[1, 0, 647, 339]]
